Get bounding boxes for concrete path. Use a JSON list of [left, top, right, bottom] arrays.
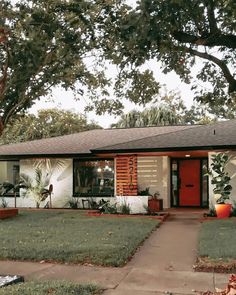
[[0, 211, 229, 294]]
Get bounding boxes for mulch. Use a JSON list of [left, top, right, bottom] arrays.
[[194, 257, 236, 273], [85, 211, 169, 222]]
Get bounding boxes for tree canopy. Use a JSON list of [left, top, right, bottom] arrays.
[[0, 1, 109, 130], [0, 0, 160, 134], [0, 108, 101, 144], [102, 0, 236, 117], [112, 92, 215, 128], [0, 0, 235, 133]]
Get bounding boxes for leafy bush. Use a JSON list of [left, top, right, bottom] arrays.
[[68, 198, 79, 209], [209, 153, 232, 204], [138, 187, 150, 196], [231, 201, 236, 217], [87, 197, 99, 209], [98, 199, 117, 214], [0, 197, 8, 208], [120, 202, 131, 215]]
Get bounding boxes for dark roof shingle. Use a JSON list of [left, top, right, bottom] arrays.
[[94, 119, 236, 152], [0, 125, 193, 156]]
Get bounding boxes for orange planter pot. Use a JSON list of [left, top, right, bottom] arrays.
[[215, 204, 232, 218], [148, 199, 163, 213]]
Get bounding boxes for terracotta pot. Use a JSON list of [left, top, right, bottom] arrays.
[[148, 198, 163, 212], [215, 204, 232, 218]]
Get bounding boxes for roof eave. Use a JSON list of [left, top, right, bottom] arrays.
[[91, 145, 236, 154]]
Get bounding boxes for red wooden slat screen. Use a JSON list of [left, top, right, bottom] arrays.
[[116, 155, 138, 196]]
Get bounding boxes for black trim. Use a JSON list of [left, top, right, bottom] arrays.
[[170, 160, 179, 207], [170, 158, 209, 208], [92, 145, 236, 154], [200, 159, 209, 208], [0, 160, 20, 196], [2, 193, 20, 198]]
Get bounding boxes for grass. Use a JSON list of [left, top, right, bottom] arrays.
[[199, 220, 236, 260], [0, 281, 100, 295], [196, 219, 236, 272], [0, 210, 160, 266]]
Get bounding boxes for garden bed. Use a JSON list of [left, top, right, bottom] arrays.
[[200, 216, 236, 221], [196, 219, 236, 273], [0, 281, 100, 295], [85, 211, 169, 222], [194, 257, 236, 273], [0, 209, 18, 219]]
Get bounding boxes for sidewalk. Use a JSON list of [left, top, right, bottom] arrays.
[[0, 211, 229, 294]]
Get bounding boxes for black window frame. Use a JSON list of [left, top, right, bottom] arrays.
[[0, 160, 20, 197], [73, 158, 115, 197], [170, 158, 209, 208]]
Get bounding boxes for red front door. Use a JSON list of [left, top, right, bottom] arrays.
[[179, 160, 201, 206]]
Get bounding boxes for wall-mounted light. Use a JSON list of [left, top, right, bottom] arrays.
[[185, 154, 191, 158]]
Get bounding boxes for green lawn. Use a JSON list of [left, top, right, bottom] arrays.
[[0, 210, 160, 266], [199, 220, 236, 260], [0, 281, 100, 295]]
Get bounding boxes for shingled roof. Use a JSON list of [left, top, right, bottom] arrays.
[[0, 125, 194, 157], [0, 120, 235, 157], [93, 119, 236, 153]]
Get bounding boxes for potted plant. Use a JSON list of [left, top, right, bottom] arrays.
[[148, 191, 163, 213], [210, 153, 232, 218]]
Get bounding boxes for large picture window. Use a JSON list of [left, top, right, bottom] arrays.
[[0, 161, 20, 195], [73, 159, 114, 196]]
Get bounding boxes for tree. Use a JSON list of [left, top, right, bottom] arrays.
[[0, 0, 160, 134], [113, 107, 179, 128], [102, 0, 236, 117], [112, 92, 215, 128], [0, 108, 101, 144], [2, 1, 234, 132]]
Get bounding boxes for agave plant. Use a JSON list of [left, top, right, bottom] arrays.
[[20, 168, 52, 208]]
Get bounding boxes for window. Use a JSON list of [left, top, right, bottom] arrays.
[[201, 159, 209, 207], [0, 161, 20, 195], [73, 159, 114, 196], [171, 160, 178, 207]]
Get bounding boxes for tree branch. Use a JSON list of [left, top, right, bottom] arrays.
[[206, 0, 218, 34], [173, 31, 236, 49], [0, 29, 9, 101], [187, 47, 236, 93]]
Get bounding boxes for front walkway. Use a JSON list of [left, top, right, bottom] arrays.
[[0, 211, 229, 294]]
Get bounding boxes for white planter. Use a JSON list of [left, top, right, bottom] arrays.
[[115, 195, 148, 214]]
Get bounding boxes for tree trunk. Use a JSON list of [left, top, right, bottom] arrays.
[[0, 117, 4, 136]]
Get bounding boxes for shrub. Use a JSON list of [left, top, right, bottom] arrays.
[[120, 202, 131, 215]]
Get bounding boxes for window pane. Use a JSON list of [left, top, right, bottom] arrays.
[[171, 161, 178, 206], [0, 161, 20, 195], [74, 160, 114, 196], [201, 159, 208, 207]]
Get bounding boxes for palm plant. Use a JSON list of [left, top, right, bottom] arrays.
[[20, 168, 52, 208]]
